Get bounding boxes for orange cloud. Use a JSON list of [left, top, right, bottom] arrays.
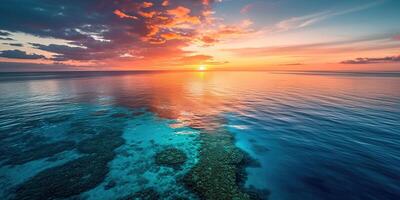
[[162, 0, 169, 6], [160, 32, 188, 40], [137, 4, 212, 44], [142, 2, 154, 8], [113, 9, 138, 19], [166, 6, 200, 25], [199, 20, 254, 45], [200, 36, 218, 44], [167, 6, 191, 16], [138, 11, 157, 18], [202, 0, 211, 5]]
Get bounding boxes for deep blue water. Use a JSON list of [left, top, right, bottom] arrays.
[[0, 71, 399, 200]]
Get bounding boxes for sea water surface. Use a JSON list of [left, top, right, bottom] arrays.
[[0, 71, 399, 200]]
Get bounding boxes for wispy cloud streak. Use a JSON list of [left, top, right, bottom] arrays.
[[275, 0, 384, 31], [341, 55, 400, 64]]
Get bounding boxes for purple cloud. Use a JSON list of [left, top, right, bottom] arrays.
[[341, 55, 400, 64], [0, 50, 45, 59], [0, 0, 217, 65], [0, 37, 14, 41], [2, 43, 23, 47]]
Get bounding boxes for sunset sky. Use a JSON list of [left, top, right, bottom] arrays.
[[0, 0, 399, 71]]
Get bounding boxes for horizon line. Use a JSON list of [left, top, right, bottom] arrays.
[[1, 69, 400, 73]]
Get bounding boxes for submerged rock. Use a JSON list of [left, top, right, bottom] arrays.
[[155, 148, 187, 169]]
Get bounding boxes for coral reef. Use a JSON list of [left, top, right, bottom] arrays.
[[14, 154, 112, 200], [14, 128, 125, 200], [183, 128, 260, 200], [77, 130, 124, 155], [155, 148, 187, 169]]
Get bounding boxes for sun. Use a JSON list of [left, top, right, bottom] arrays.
[[198, 65, 207, 71]]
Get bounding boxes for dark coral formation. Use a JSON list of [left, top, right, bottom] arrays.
[[118, 188, 160, 200], [104, 180, 117, 190], [183, 128, 263, 200], [77, 130, 124, 155], [14, 128, 125, 200], [243, 186, 271, 200], [5, 141, 76, 165], [155, 148, 187, 169], [14, 154, 112, 200]]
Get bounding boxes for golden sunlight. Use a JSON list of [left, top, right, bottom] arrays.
[[198, 65, 207, 71]]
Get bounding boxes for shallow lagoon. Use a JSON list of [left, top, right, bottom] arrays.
[[0, 71, 399, 199]]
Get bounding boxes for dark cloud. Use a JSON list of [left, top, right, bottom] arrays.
[[341, 55, 400, 64], [29, 43, 104, 61], [0, 31, 10, 36], [2, 43, 23, 47], [0, 0, 215, 65], [0, 50, 45, 59], [0, 37, 14, 41], [0, 62, 87, 72]]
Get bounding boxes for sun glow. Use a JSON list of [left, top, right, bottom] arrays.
[[198, 65, 207, 71]]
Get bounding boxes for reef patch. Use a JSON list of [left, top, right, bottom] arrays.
[[155, 148, 187, 169], [183, 128, 261, 200], [14, 126, 125, 200], [77, 130, 124, 155], [14, 154, 113, 200]]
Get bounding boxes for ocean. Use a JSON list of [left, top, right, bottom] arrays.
[[0, 71, 399, 200]]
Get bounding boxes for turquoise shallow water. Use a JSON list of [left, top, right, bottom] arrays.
[[0, 71, 399, 199], [0, 102, 200, 199]]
